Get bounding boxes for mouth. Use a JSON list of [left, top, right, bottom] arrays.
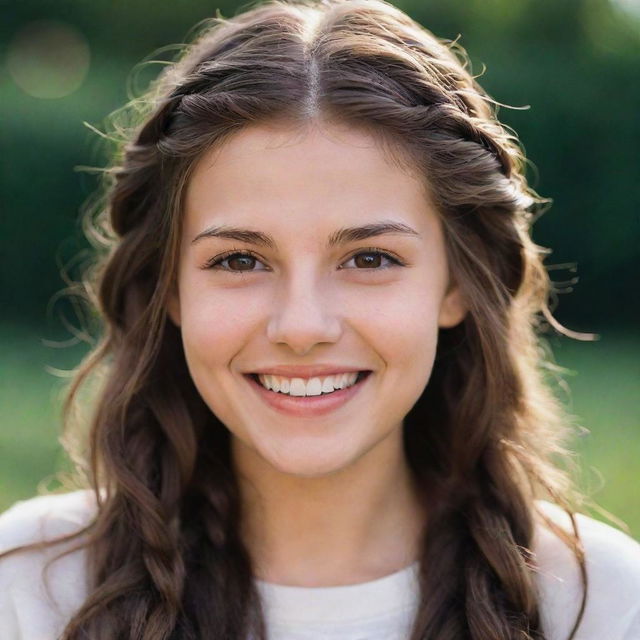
[[243, 370, 372, 417], [244, 370, 373, 399]]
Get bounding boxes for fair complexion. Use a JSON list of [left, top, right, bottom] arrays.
[[167, 119, 466, 586]]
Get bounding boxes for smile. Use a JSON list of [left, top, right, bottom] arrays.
[[256, 372, 363, 396], [244, 371, 372, 417]]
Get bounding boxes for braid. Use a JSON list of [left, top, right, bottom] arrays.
[[408, 478, 543, 640]]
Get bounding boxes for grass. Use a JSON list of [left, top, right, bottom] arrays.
[[1, 323, 638, 539], [548, 331, 640, 537]]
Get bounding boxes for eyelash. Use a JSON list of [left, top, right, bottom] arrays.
[[203, 248, 405, 272]]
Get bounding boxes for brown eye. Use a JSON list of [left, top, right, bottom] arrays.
[[341, 250, 401, 270], [227, 254, 257, 271], [354, 252, 382, 268], [205, 251, 268, 272]]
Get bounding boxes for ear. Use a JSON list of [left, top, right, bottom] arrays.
[[438, 283, 467, 329], [166, 280, 182, 328]]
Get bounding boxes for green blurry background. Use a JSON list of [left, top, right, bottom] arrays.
[[1, 0, 638, 536]]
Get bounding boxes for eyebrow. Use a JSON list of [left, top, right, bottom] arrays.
[[191, 220, 421, 248]]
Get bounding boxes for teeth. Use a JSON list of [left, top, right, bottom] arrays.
[[289, 378, 306, 396], [321, 377, 335, 393], [257, 372, 361, 396], [305, 378, 323, 396]]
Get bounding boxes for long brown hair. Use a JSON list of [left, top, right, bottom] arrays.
[[3, 0, 594, 637]]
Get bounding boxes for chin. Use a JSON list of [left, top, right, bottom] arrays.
[[257, 440, 361, 478]]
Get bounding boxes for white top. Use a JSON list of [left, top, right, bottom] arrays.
[[0, 490, 639, 640]]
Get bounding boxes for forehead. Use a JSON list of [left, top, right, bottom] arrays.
[[183, 120, 437, 237]]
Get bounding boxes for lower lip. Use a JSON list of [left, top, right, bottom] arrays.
[[244, 372, 371, 417]]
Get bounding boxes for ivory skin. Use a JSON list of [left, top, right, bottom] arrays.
[[167, 119, 466, 586]]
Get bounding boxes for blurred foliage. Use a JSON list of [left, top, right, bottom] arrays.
[[1, 0, 639, 333]]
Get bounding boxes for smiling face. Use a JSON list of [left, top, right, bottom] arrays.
[[167, 120, 466, 479]]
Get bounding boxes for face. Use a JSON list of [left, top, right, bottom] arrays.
[[167, 120, 466, 479]]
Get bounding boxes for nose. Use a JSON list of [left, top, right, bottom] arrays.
[[266, 273, 342, 356]]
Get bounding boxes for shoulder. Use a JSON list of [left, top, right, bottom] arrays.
[[0, 490, 97, 639], [0, 489, 98, 553], [532, 499, 640, 640]]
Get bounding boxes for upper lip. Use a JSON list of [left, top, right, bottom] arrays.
[[247, 365, 369, 378]]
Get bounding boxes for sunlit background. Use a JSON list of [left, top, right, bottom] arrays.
[[1, 0, 638, 536]]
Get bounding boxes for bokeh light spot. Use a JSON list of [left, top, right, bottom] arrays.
[[6, 20, 90, 99]]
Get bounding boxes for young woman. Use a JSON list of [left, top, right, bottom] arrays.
[[1, 0, 639, 638]]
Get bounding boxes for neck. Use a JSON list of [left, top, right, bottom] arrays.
[[232, 428, 427, 587]]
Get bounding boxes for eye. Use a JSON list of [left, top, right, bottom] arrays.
[[203, 248, 405, 272], [204, 251, 268, 272], [340, 249, 404, 270]]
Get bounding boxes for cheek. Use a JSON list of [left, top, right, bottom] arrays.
[[343, 281, 442, 379], [345, 275, 442, 334], [177, 288, 265, 428], [178, 285, 264, 370]]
